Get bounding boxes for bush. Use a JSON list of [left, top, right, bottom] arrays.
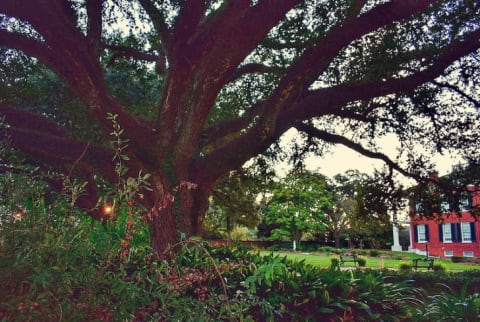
[[319, 246, 334, 253], [0, 207, 431, 322], [451, 256, 466, 263], [318, 246, 342, 254], [399, 263, 413, 273], [433, 263, 447, 272], [357, 257, 367, 267], [266, 244, 282, 251], [330, 257, 340, 268], [297, 242, 318, 252], [411, 283, 480, 321], [369, 249, 381, 257], [357, 249, 368, 256], [387, 270, 480, 296]]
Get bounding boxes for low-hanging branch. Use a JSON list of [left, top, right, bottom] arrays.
[[293, 121, 421, 181]]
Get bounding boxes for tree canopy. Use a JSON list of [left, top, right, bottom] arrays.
[[260, 169, 332, 244], [0, 0, 479, 253], [203, 166, 267, 239]]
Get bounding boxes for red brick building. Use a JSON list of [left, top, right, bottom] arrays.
[[409, 188, 480, 258]]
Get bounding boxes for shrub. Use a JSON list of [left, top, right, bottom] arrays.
[[266, 244, 282, 251], [433, 263, 446, 272], [399, 263, 413, 273], [297, 242, 318, 252], [239, 253, 423, 321], [357, 257, 367, 267], [451, 256, 466, 263], [369, 249, 381, 257], [357, 249, 368, 256], [318, 246, 335, 254], [330, 257, 340, 268], [411, 283, 480, 321], [319, 246, 343, 254]]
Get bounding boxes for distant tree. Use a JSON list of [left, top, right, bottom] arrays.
[[1, 1, 479, 253], [408, 161, 480, 218], [261, 169, 332, 246], [326, 172, 358, 248], [349, 171, 405, 248], [202, 165, 271, 239]]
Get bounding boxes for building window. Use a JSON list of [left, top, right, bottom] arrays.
[[463, 251, 474, 258], [440, 201, 450, 213], [461, 222, 473, 243], [415, 202, 423, 213], [441, 224, 453, 243], [415, 224, 429, 243], [444, 250, 454, 257], [448, 222, 476, 243], [459, 197, 472, 211]]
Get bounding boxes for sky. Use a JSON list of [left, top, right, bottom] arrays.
[[305, 145, 458, 182], [276, 130, 461, 187]]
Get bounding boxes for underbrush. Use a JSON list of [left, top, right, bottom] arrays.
[[1, 205, 480, 321], [0, 203, 424, 321], [0, 198, 479, 320]]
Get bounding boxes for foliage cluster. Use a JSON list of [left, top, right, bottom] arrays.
[[0, 205, 417, 321], [259, 170, 333, 245], [411, 283, 480, 322], [1, 200, 480, 321]]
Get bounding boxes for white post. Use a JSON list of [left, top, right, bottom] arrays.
[[293, 240, 296, 251], [391, 223, 402, 251]]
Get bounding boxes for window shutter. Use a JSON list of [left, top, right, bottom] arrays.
[[414, 225, 418, 242], [425, 225, 430, 242], [455, 223, 462, 243], [451, 224, 457, 242], [439, 224, 443, 242], [470, 222, 476, 242]]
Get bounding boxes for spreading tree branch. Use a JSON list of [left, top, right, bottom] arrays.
[[0, 30, 62, 75], [268, 0, 439, 117], [198, 2, 479, 185], [432, 80, 480, 109], [137, 0, 172, 50], [229, 63, 284, 83], [293, 122, 419, 180], [86, 0, 103, 54], [200, 0, 443, 167], [291, 28, 480, 121], [103, 43, 164, 72]]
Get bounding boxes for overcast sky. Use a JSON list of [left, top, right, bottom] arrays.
[[277, 130, 460, 186]]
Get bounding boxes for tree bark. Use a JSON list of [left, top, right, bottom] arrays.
[[334, 231, 341, 249]]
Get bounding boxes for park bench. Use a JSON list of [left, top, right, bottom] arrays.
[[339, 254, 358, 266], [412, 257, 434, 271]]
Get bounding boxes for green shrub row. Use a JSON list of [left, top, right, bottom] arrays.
[[0, 202, 421, 321]]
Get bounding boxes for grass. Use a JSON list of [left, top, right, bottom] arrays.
[[257, 250, 480, 271]]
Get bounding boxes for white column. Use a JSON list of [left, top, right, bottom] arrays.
[[391, 223, 402, 251], [408, 223, 414, 251]]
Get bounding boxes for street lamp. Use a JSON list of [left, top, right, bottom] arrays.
[[102, 203, 114, 217]]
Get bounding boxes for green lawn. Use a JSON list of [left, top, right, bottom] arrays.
[[258, 250, 480, 271]]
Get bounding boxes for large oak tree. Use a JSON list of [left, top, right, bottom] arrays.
[[0, 0, 479, 254]]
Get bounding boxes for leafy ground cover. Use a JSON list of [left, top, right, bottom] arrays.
[[0, 206, 422, 321], [1, 200, 479, 321]]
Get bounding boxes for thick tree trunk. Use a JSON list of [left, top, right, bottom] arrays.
[[146, 170, 212, 255], [334, 232, 341, 248]]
